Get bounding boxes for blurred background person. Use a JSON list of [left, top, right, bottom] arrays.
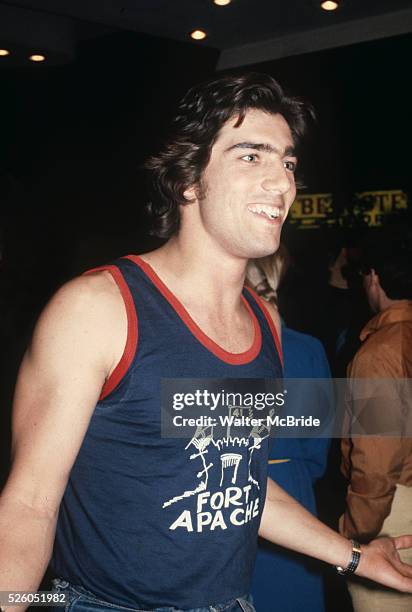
[[247, 245, 332, 612], [326, 240, 370, 378], [340, 241, 412, 612]]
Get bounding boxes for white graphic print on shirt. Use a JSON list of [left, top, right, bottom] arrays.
[[163, 406, 273, 533]]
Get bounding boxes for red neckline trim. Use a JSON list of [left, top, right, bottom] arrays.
[[125, 255, 262, 365], [244, 286, 283, 368], [83, 265, 138, 400]]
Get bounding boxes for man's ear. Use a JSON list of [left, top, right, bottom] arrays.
[[183, 184, 198, 203]]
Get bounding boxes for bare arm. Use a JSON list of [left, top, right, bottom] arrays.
[[259, 477, 352, 565], [259, 466, 412, 591], [0, 271, 126, 604]]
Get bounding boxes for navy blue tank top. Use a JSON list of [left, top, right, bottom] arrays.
[[52, 255, 283, 609]]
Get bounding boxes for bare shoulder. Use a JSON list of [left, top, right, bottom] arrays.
[[42, 269, 123, 319], [30, 270, 126, 375]]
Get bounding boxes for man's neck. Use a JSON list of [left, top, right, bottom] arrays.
[[377, 293, 401, 313], [141, 235, 247, 315]]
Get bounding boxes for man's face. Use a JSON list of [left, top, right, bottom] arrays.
[[185, 109, 297, 260]]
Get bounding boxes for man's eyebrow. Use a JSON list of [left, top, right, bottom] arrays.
[[225, 142, 297, 156]]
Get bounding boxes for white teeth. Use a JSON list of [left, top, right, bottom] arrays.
[[248, 204, 281, 219]]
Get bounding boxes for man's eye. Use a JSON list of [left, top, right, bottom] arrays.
[[284, 160, 297, 172], [241, 154, 258, 162]]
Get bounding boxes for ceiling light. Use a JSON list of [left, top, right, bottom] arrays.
[[190, 30, 207, 40], [0, 48, 10, 56], [214, 0, 231, 5], [321, 1, 339, 10], [29, 53, 46, 62], [0, 4, 75, 66]]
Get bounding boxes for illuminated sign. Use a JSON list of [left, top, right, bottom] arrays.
[[288, 190, 408, 229]]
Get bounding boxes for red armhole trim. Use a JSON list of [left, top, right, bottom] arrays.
[[83, 265, 138, 401], [244, 287, 283, 368]]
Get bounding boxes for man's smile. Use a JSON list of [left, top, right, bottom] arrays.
[[247, 204, 283, 223]]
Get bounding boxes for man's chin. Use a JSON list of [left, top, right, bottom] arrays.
[[247, 241, 281, 260]]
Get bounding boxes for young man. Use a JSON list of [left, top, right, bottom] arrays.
[[1, 74, 412, 612]]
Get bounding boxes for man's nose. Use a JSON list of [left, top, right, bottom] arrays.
[[261, 163, 291, 194]]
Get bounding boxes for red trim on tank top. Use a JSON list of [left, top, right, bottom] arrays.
[[243, 286, 283, 367], [125, 255, 262, 365], [83, 265, 138, 400]]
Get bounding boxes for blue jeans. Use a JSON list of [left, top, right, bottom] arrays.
[[52, 579, 255, 612]]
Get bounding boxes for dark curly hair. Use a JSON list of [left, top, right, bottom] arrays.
[[362, 241, 412, 300], [145, 72, 314, 238]]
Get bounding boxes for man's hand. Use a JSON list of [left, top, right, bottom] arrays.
[[260, 477, 412, 594], [357, 536, 412, 592]]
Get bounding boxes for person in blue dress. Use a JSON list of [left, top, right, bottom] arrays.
[[247, 247, 331, 612]]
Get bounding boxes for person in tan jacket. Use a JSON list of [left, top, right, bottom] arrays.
[[341, 243, 412, 611]]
